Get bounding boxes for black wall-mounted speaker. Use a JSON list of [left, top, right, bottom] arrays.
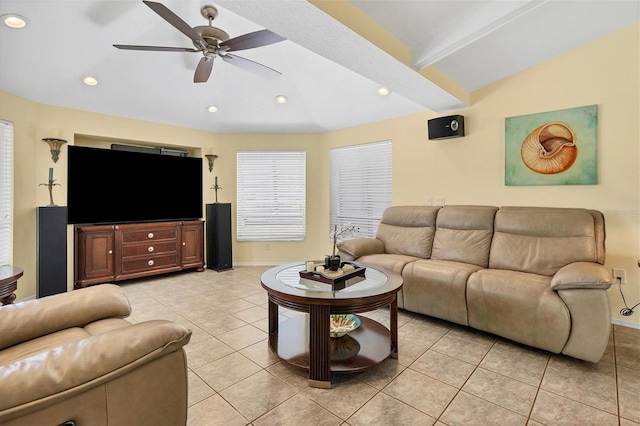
[[428, 115, 465, 140]]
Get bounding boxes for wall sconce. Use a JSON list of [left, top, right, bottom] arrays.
[[42, 138, 67, 163], [204, 154, 218, 172]]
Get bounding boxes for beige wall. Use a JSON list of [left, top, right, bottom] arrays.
[[2, 23, 638, 327]]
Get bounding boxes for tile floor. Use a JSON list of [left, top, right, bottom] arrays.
[[121, 267, 640, 426]]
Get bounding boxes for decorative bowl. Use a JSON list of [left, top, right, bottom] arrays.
[[330, 314, 361, 338]]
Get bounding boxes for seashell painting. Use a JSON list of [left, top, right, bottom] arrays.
[[520, 121, 577, 174], [505, 105, 598, 185]]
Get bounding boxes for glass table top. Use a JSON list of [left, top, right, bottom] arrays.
[[275, 263, 388, 293]]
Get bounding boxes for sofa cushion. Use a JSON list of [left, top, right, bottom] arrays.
[[402, 259, 483, 326], [467, 269, 571, 353], [489, 207, 599, 276], [0, 328, 89, 366], [357, 254, 420, 275], [0, 284, 131, 351], [431, 205, 498, 268], [0, 320, 191, 414], [376, 206, 441, 258]]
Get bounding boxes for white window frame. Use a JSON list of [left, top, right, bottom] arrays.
[[330, 140, 392, 239], [0, 120, 14, 266], [237, 150, 306, 241]]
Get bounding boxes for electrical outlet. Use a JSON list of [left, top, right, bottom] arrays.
[[612, 268, 626, 284], [265, 243, 271, 251]]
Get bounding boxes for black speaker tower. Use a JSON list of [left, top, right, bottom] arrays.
[[206, 203, 233, 271], [37, 206, 68, 298]]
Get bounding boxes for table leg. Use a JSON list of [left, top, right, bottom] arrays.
[[268, 297, 279, 336], [1, 293, 16, 305], [308, 304, 331, 388], [390, 296, 398, 359], [0, 281, 17, 305]]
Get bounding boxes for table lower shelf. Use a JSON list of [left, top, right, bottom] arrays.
[[269, 314, 392, 373]]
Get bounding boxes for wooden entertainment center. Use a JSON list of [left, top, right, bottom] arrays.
[[74, 220, 204, 288]]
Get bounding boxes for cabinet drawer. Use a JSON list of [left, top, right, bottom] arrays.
[[122, 228, 177, 243], [121, 254, 178, 274], [122, 241, 177, 258]]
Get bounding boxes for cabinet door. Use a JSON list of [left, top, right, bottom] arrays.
[[77, 230, 115, 286], [181, 223, 204, 269]]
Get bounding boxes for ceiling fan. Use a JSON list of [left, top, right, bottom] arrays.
[[114, 1, 285, 83]]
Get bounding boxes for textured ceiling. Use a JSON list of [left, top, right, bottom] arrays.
[[0, 0, 637, 134]]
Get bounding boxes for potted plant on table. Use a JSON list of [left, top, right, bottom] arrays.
[[329, 224, 358, 270]]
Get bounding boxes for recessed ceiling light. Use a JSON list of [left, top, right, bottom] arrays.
[[377, 86, 390, 96], [83, 76, 98, 86], [275, 95, 287, 104], [206, 105, 218, 113], [2, 14, 27, 29]]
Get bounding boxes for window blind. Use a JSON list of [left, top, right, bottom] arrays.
[[0, 120, 13, 265], [330, 141, 392, 238], [237, 151, 306, 241]]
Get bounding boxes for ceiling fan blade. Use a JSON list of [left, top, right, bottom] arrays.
[[194, 57, 214, 83], [221, 53, 281, 80], [142, 1, 206, 48], [114, 44, 199, 52], [220, 29, 285, 52]]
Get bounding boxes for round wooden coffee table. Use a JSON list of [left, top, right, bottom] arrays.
[[0, 266, 23, 305], [261, 262, 403, 388]]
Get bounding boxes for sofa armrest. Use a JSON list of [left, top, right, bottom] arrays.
[[0, 320, 191, 413], [0, 284, 131, 351], [338, 238, 385, 260], [550, 262, 613, 291]]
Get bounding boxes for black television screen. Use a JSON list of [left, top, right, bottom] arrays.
[[67, 145, 203, 224]]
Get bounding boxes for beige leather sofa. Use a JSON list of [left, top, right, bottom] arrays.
[[0, 284, 191, 425], [338, 205, 613, 362]]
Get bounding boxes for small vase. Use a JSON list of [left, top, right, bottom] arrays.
[[330, 255, 341, 271]]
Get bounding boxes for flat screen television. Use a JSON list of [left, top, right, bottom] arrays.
[[67, 145, 203, 224]]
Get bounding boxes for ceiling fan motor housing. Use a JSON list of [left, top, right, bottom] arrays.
[[195, 6, 229, 51], [194, 26, 230, 49]]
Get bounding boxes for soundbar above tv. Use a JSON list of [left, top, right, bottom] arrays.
[[67, 145, 203, 225]]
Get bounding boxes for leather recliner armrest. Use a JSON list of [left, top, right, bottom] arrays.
[[338, 238, 385, 259], [0, 320, 191, 414], [550, 262, 613, 291], [0, 284, 131, 351]]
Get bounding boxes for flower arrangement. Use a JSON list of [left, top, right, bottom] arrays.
[[330, 224, 358, 258]]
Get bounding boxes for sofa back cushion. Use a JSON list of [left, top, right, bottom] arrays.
[[376, 206, 441, 258], [489, 207, 604, 276], [431, 206, 498, 268]]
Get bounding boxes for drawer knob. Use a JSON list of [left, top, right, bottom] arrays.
[[182, 242, 186, 246], [108, 250, 113, 255], [147, 232, 154, 239], [148, 260, 155, 266], [148, 246, 154, 253]]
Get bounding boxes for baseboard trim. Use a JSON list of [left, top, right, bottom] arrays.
[[16, 295, 36, 303], [234, 262, 283, 267], [612, 318, 640, 330]]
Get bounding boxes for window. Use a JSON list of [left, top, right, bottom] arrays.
[[237, 151, 306, 241], [330, 140, 392, 238], [0, 120, 13, 265]]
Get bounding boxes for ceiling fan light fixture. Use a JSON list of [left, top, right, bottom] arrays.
[[377, 86, 390, 96], [206, 105, 218, 113], [275, 95, 287, 104], [2, 14, 27, 29], [83, 76, 98, 86]]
